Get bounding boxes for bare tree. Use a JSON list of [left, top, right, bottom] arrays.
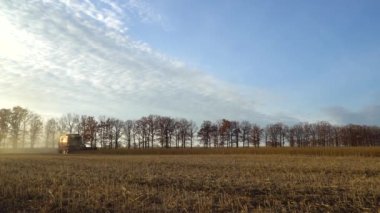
[[176, 118, 191, 148], [71, 114, 80, 135], [87, 116, 98, 148], [265, 123, 281, 147], [289, 123, 304, 147], [240, 121, 251, 147], [96, 116, 114, 148], [135, 118, 148, 148], [21, 111, 31, 148], [231, 121, 240, 148], [250, 124, 262, 147], [219, 119, 231, 147], [188, 120, 197, 148], [112, 119, 124, 149], [156, 116, 175, 148], [29, 113, 43, 148], [174, 120, 180, 148], [302, 123, 314, 147], [59, 113, 79, 134], [45, 118, 58, 148], [146, 115, 156, 148], [0, 108, 11, 148], [77, 115, 87, 140], [4, 104, 380, 149], [58, 117, 67, 135], [315, 121, 333, 146], [97, 116, 108, 148], [123, 120, 134, 148], [210, 123, 219, 148], [198, 121, 213, 148], [132, 120, 141, 148], [78, 115, 98, 148], [9, 106, 28, 148], [106, 118, 114, 148]]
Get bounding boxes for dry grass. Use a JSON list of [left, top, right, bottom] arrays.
[[86, 147, 380, 157], [0, 148, 58, 154], [0, 153, 379, 212]]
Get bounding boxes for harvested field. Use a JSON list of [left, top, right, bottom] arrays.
[[0, 153, 379, 212], [89, 147, 380, 157]]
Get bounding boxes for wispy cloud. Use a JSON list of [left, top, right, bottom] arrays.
[[0, 0, 295, 124], [324, 105, 380, 125], [125, 0, 164, 24]]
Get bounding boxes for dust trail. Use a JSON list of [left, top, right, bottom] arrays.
[[0, 148, 58, 154]]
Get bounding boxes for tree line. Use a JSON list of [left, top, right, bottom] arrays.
[[0, 106, 379, 149]]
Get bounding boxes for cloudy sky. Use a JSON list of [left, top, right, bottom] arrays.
[[0, 0, 379, 125]]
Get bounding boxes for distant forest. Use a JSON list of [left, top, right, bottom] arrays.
[[0, 106, 379, 149]]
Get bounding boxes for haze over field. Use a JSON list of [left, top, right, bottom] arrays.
[[0, 0, 379, 125]]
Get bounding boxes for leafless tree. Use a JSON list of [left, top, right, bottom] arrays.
[[210, 123, 219, 148], [265, 123, 287, 147], [188, 120, 197, 148], [59, 113, 79, 134], [77, 115, 98, 148], [132, 120, 140, 148], [106, 118, 114, 148], [174, 118, 190, 148], [123, 120, 134, 148], [240, 121, 251, 147], [315, 121, 333, 146], [112, 119, 124, 149], [250, 124, 262, 147], [231, 121, 240, 148], [3, 105, 380, 149], [289, 123, 304, 147], [156, 116, 175, 148], [45, 118, 58, 148], [88, 116, 98, 148], [29, 113, 43, 148], [135, 118, 148, 148], [146, 115, 156, 148], [302, 123, 314, 147], [174, 120, 180, 148], [97, 116, 108, 148], [9, 106, 29, 148], [0, 108, 11, 148], [198, 121, 213, 148], [20, 111, 32, 148], [218, 119, 232, 147]]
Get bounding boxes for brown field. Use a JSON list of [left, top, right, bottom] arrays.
[[90, 147, 380, 157], [0, 149, 379, 212]]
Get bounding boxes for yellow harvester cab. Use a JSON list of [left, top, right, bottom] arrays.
[[58, 134, 84, 154]]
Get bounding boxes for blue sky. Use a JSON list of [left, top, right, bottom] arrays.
[[0, 0, 379, 125]]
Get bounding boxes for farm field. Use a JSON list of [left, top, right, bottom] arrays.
[[0, 152, 379, 212], [90, 146, 380, 157]]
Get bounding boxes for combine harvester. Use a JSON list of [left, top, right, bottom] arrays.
[[58, 134, 87, 154]]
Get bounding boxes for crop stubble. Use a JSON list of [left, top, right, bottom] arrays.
[[0, 154, 379, 212]]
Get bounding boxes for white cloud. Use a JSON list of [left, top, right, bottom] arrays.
[[125, 0, 164, 24], [323, 105, 380, 125], [0, 0, 293, 124]]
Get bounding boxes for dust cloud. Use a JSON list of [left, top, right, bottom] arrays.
[[0, 148, 58, 154]]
